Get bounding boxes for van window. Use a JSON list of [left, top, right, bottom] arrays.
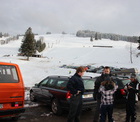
[[0, 65, 19, 83]]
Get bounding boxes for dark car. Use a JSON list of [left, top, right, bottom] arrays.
[[112, 76, 129, 103], [30, 75, 96, 115]]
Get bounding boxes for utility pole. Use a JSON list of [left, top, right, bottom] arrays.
[[130, 42, 133, 63]]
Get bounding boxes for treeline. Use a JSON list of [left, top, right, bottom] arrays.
[[0, 32, 10, 38], [76, 30, 138, 43], [0, 32, 20, 45], [0, 35, 19, 45]]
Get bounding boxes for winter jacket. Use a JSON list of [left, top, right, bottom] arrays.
[[93, 73, 112, 100], [125, 80, 140, 102], [67, 73, 85, 95], [99, 84, 118, 105]]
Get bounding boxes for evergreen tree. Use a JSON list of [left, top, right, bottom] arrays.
[[90, 36, 93, 42], [137, 36, 140, 50], [0, 32, 2, 38], [19, 27, 36, 60], [36, 37, 46, 52], [95, 32, 98, 40]]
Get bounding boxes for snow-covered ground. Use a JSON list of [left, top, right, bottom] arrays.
[[0, 34, 140, 88]]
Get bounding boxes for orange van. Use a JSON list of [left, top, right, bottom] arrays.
[[0, 62, 25, 120]]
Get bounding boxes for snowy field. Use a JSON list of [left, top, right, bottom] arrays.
[[0, 34, 140, 88]]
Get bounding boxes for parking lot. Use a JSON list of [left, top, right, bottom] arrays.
[[1, 101, 140, 122]]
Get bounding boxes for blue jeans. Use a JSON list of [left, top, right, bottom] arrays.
[[100, 104, 114, 122]]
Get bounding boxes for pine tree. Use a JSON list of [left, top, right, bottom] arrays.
[[0, 32, 2, 38], [95, 32, 98, 40], [36, 37, 46, 52], [90, 36, 93, 42], [19, 27, 36, 60], [137, 36, 140, 50]]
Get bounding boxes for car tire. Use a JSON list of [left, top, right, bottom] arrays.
[[11, 116, 19, 121], [51, 98, 62, 115], [30, 91, 36, 102]]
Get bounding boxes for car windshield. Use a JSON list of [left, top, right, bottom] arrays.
[[83, 79, 95, 90]]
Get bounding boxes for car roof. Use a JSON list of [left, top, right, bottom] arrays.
[[47, 75, 70, 80], [47, 75, 95, 80]]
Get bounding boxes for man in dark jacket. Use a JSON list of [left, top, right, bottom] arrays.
[[93, 66, 111, 122], [124, 74, 140, 122], [67, 67, 85, 122]]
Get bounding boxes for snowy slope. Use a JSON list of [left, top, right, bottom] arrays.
[[0, 34, 139, 87]]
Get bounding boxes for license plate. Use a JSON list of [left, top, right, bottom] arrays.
[[0, 104, 3, 109], [82, 94, 93, 98]]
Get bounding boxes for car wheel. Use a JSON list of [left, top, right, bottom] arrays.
[[11, 116, 19, 121], [30, 91, 36, 102], [51, 99, 62, 115]]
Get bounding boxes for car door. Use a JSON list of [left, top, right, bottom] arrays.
[[41, 78, 57, 103], [55, 79, 68, 99], [35, 78, 50, 101]]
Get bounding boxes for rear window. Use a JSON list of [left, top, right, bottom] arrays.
[[122, 79, 131, 85], [0, 65, 19, 83], [83, 79, 95, 90]]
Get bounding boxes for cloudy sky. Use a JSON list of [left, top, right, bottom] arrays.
[[0, 0, 140, 36]]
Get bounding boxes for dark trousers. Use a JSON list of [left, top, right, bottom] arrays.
[[93, 99, 101, 122], [67, 94, 82, 122], [126, 100, 136, 122], [100, 104, 114, 122]]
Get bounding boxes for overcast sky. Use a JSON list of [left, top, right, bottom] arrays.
[[0, 0, 140, 36]]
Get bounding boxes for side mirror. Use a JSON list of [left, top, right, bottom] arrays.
[[35, 83, 38, 87]]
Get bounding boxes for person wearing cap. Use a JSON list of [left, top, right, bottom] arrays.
[[67, 67, 85, 122], [124, 74, 140, 122]]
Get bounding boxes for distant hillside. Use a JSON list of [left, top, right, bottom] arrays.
[[76, 30, 138, 43]]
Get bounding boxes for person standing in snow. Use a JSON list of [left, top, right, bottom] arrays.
[[67, 67, 85, 122], [124, 74, 140, 122], [99, 78, 118, 122], [93, 66, 111, 122]]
